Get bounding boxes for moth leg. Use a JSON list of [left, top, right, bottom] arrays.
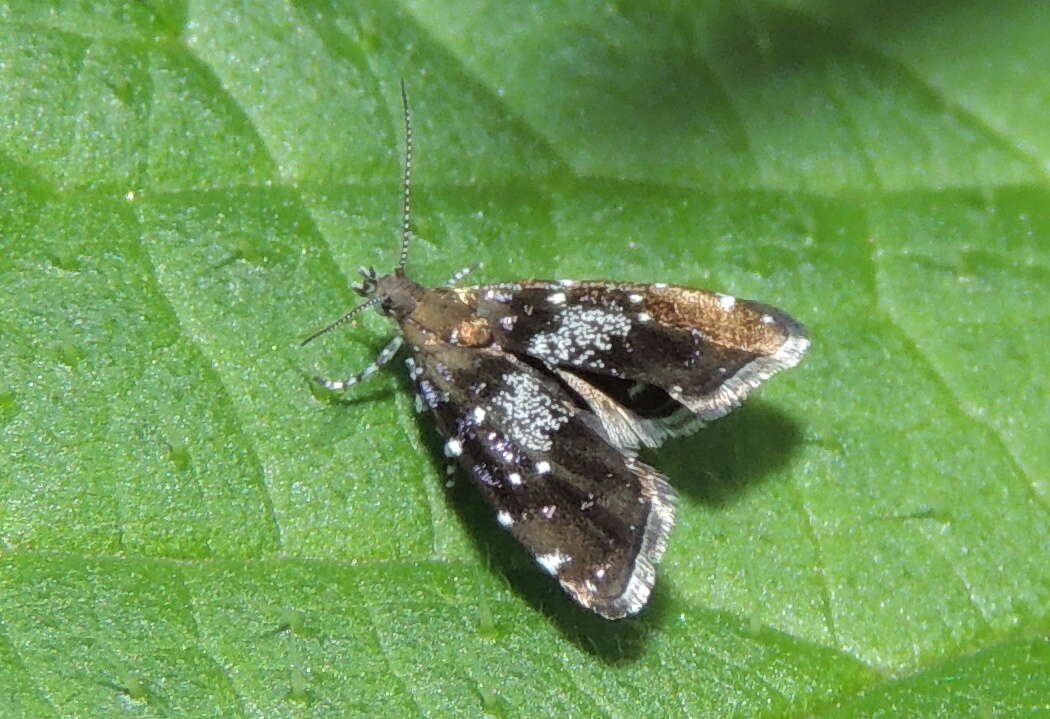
[[444, 264, 479, 287], [314, 335, 403, 390]]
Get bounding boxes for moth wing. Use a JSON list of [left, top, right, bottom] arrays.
[[476, 281, 809, 447], [551, 367, 680, 450], [408, 340, 675, 619]]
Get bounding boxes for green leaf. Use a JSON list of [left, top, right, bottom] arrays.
[[1, 1, 1048, 716]]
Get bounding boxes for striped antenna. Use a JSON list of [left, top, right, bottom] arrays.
[[396, 78, 413, 277], [300, 296, 381, 347]]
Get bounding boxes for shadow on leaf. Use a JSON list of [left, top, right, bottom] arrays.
[[655, 401, 804, 508]]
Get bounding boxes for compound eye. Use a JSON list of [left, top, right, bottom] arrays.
[[377, 297, 394, 315]]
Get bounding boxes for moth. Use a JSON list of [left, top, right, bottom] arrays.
[[303, 82, 809, 619]]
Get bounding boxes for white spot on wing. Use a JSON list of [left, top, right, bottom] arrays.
[[548, 291, 567, 305], [490, 372, 571, 452], [540, 504, 556, 519], [717, 293, 736, 311], [484, 288, 514, 303], [444, 438, 463, 457], [497, 510, 513, 527], [508, 472, 523, 485], [535, 460, 552, 475], [471, 406, 486, 423], [537, 550, 570, 575], [526, 304, 632, 370]]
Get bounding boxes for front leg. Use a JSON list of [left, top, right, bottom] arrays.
[[314, 335, 404, 390]]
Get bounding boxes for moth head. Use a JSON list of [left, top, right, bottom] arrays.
[[299, 265, 389, 347], [373, 272, 419, 319]]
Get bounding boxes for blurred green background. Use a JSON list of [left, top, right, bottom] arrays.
[[0, 1, 1047, 716]]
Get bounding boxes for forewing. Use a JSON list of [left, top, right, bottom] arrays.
[[476, 281, 809, 434], [406, 339, 675, 619]]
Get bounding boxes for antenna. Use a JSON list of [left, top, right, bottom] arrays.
[[396, 78, 413, 277], [300, 296, 381, 347], [301, 81, 413, 347]]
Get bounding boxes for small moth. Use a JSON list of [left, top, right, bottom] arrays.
[[304, 82, 809, 619]]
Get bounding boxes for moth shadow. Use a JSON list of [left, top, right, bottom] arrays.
[[653, 401, 804, 507], [319, 386, 396, 410]]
